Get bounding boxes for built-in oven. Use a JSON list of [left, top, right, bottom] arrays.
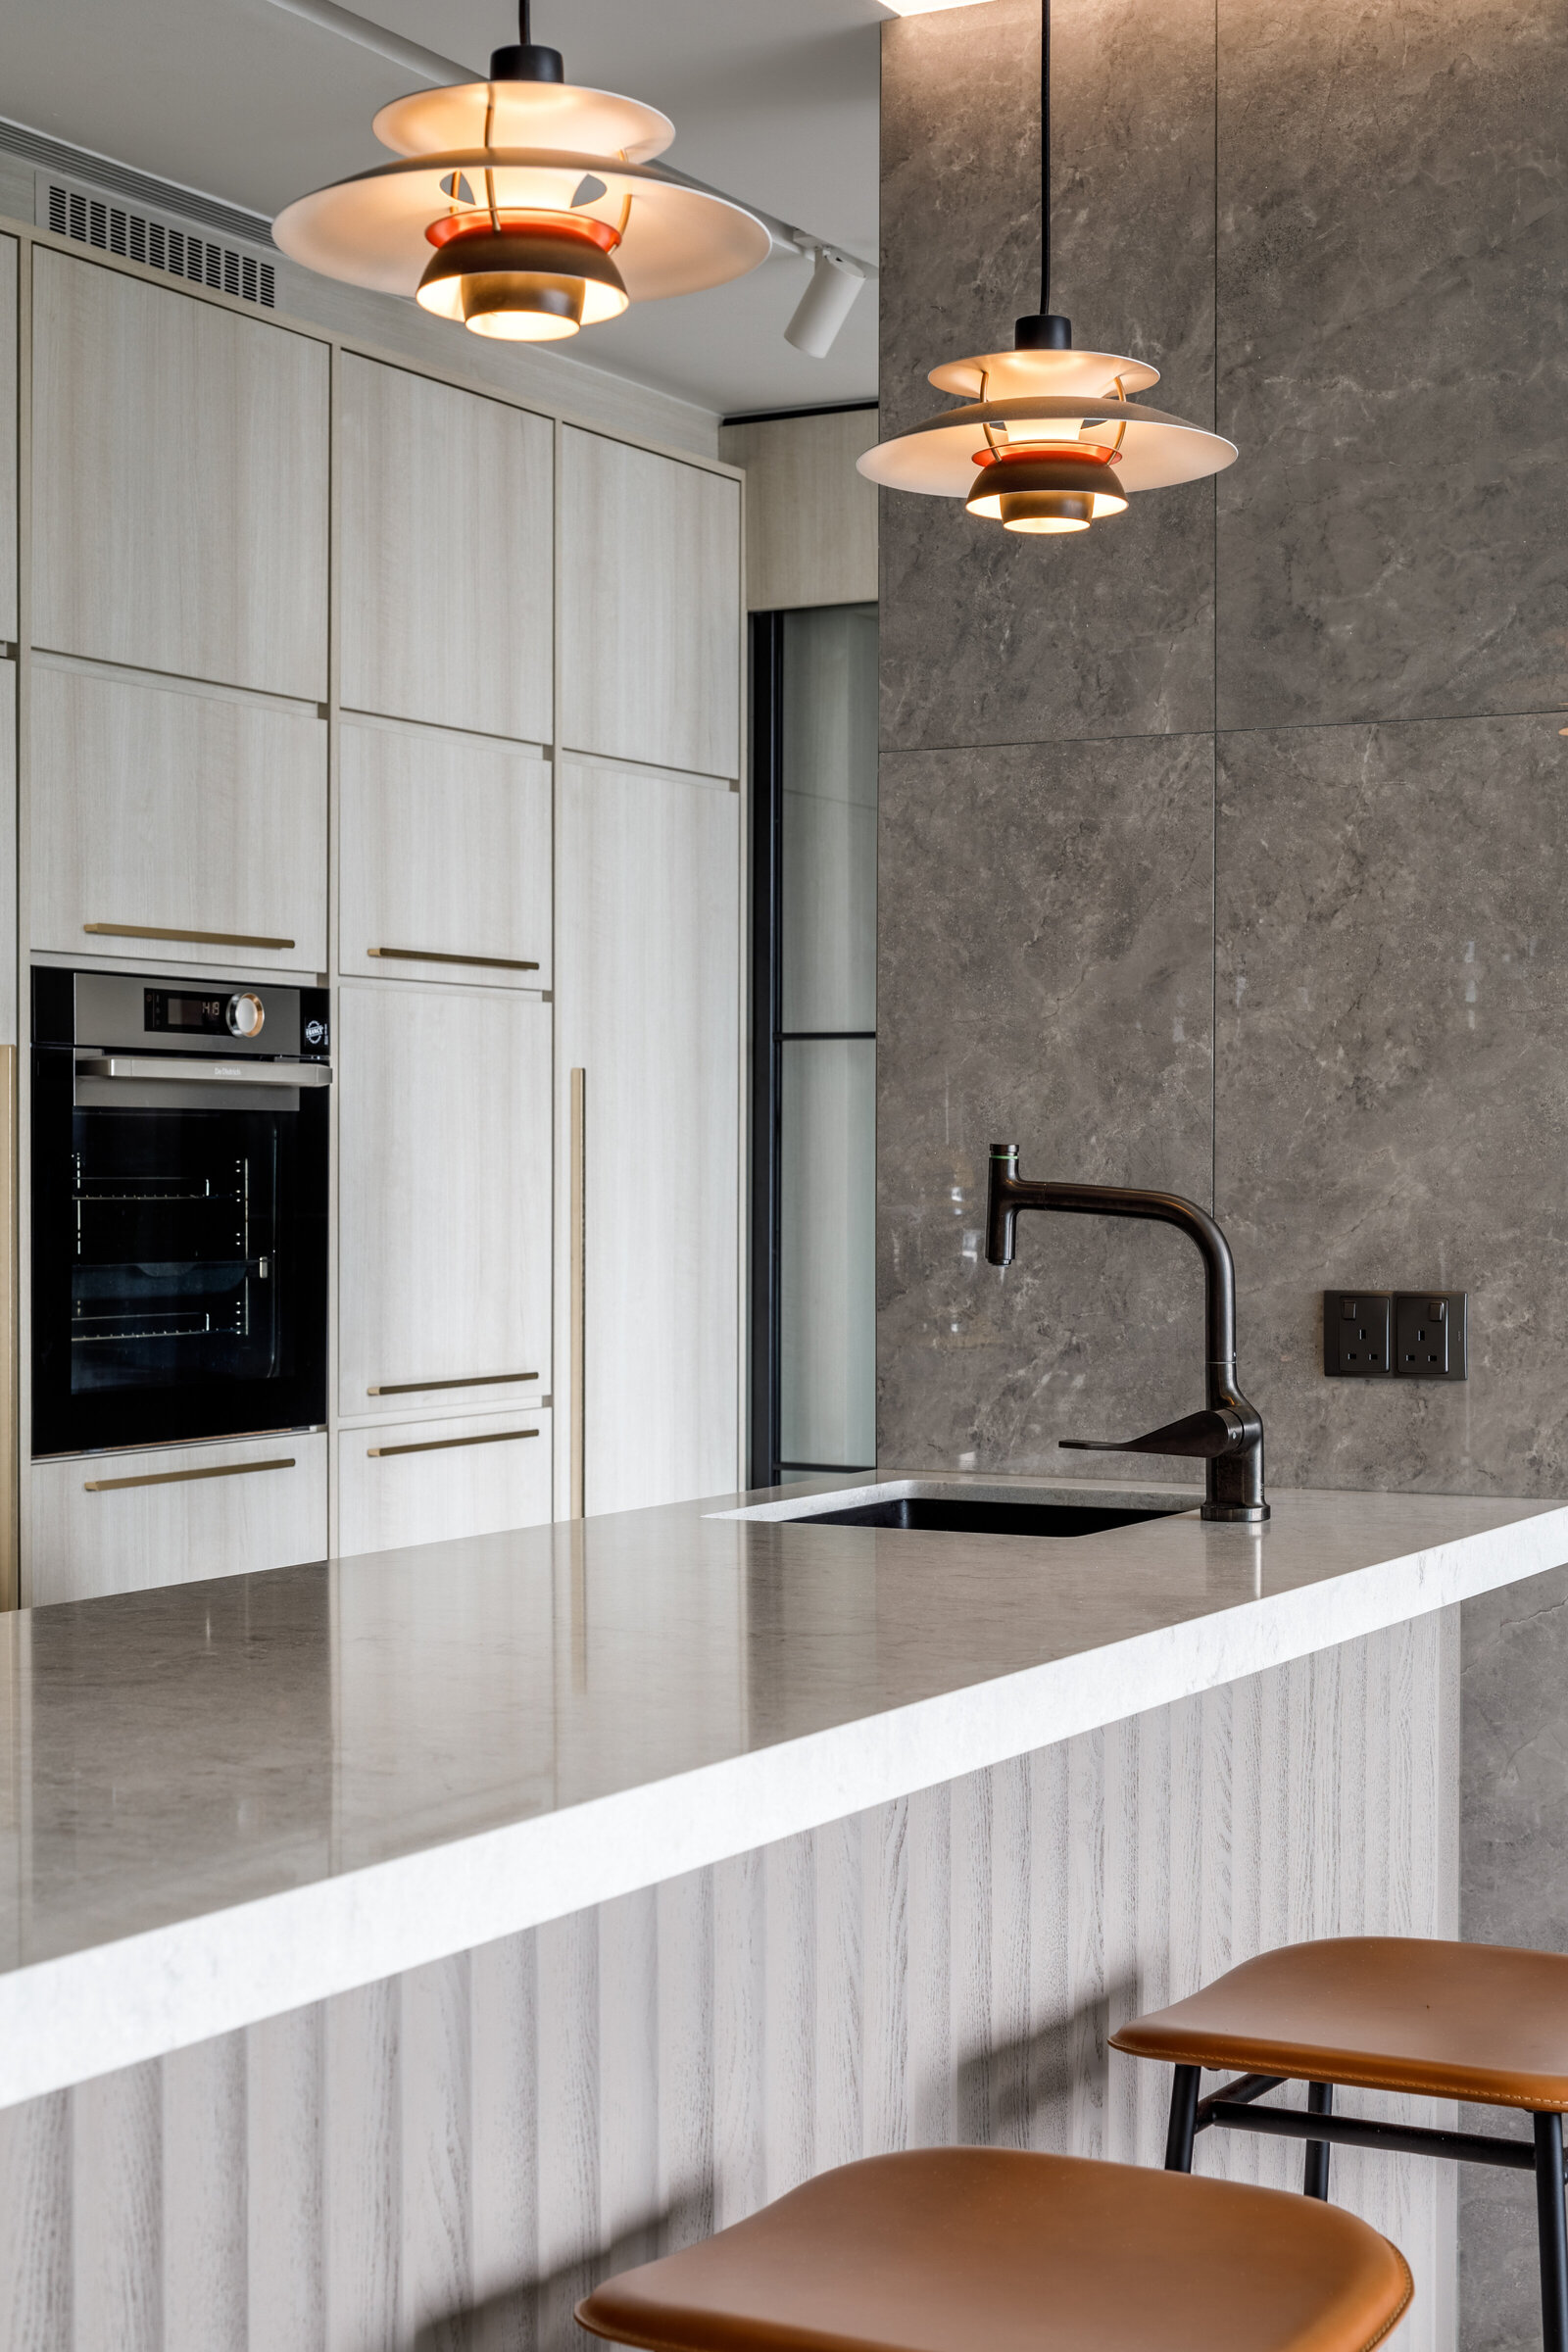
[[30, 969, 330, 1458]]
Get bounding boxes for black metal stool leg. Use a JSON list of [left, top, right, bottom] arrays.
[[1165, 2065, 1200, 2172], [1303, 2082, 1333, 2200], [1536, 2114, 1568, 2352]]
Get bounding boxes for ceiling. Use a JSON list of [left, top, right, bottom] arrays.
[[2, 0, 886, 415]]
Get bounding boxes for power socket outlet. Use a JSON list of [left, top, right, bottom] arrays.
[[1324, 1292, 1393, 1377], [1395, 1291, 1468, 1380]]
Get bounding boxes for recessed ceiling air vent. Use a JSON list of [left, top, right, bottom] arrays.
[[40, 175, 276, 309]]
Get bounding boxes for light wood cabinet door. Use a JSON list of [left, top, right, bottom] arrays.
[[557, 760, 740, 1515], [339, 355, 553, 740], [31, 251, 328, 698], [0, 662, 14, 1047], [28, 1433, 328, 1605], [30, 661, 327, 973], [337, 981, 552, 1416], [339, 718, 551, 988], [0, 236, 16, 645], [561, 430, 741, 779], [337, 1405, 552, 1556]]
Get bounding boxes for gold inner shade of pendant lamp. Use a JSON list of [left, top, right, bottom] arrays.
[[416, 208, 629, 339], [965, 442, 1129, 532]]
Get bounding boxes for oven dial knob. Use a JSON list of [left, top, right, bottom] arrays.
[[225, 992, 266, 1039]]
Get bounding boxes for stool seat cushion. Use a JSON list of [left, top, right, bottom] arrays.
[[1111, 1936, 1568, 2109], [575, 2147, 1411, 2352]]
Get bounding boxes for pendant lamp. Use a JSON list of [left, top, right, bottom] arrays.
[[858, 0, 1236, 533], [272, 3, 770, 343]]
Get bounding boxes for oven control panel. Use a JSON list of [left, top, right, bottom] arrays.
[[33, 969, 330, 1060], [145, 988, 269, 1040]]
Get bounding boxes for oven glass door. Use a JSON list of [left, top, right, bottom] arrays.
[[31, 1051, 328, 1455]]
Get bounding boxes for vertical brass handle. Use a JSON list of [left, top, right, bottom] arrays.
[[570, 1066, 586, 1520]]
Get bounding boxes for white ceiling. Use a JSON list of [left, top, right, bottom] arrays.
[[3, 0, 886, 415]]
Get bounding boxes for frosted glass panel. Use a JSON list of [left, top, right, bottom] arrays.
[[779, 1039, 876, 1469], [780, 606, 877, 1035]]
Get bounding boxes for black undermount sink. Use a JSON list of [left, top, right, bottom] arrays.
[[792, 1497, 1181, 1540]]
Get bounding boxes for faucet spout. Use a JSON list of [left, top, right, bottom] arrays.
[[985, 1144, 1269, 1525]]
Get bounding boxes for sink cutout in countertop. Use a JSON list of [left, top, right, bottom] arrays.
[[786, 1496, 1181, 1539]]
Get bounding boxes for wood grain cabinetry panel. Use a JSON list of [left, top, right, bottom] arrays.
[[339, 719, 551, 987], [31, 251, 328, 697], [337, 1405, 552, 1556], [29, 662, 327, 971], [557, 760, 739, 1514], [0, 662, 14, 1044], [337, 981, 551, 1416], [561, 429, 741, 778], [28, 1433, 327, 1605], [0, 237, 16, 644], [339, 356, 552, 740]]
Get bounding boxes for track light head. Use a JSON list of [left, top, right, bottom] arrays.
[[785, 245, 867, 358]]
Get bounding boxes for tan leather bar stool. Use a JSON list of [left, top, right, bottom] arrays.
[[577, 2147, 1411, 2352], [1112, 1937, 1568, 2352]]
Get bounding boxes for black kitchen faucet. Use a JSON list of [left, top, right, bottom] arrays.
[[985, 1145, 1269, 1525]]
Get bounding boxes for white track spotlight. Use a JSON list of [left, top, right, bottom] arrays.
[[785, 245, 867, 358]]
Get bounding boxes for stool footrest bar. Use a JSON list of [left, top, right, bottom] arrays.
[[1204, 2099, 1549, 2173], [1194, 2074, 1284, 2130]]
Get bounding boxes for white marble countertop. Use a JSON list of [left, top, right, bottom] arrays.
[[2, 1470, 1566, 2108]]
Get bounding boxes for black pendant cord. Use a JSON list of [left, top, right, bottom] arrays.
[[1040, 0, 1051, 317], [1016, 0, 1070, 348]]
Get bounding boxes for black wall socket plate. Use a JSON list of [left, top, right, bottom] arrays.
[[1324, 1290, 1469, 1379], [1324, 1292, 1393, 1376], [1394, 1291, 1468, 1379]]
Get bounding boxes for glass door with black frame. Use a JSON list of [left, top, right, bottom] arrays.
[[751, 604, 877, 1490]]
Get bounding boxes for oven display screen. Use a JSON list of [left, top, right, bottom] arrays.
[[145, 990, 229, 1035]]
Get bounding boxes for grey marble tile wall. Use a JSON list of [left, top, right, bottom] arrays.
[[1214, 711, 1568, 1496], [878, 0, 1568, 2337], [1215, 0, 1568, 730], [877, 734, 1213, 1468]]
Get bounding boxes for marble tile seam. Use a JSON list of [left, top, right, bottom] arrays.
[[2, 1504, 1564, 2114], [879, 707, 1568, 761]]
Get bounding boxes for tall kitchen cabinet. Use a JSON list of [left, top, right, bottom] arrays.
[[557, 429, 743, 1514], [24, 248, 333, 1603], [334, 358, 557, 1555], [0, 238, 18, 1604]]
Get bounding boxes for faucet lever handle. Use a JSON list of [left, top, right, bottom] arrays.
[[1060, 1406, 1251, 1460]]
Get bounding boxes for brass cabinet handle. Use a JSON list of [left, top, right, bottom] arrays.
[[368, 1428, 540, 1459], [570, 1066, 586, 1520], [367, 948, 540, 972], [84, 1455, 297, 1494], [84, 923, 297, 951], [368, 1371, 539, 1396]]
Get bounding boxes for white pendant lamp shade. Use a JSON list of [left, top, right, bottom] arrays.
[[859, 0, 1237, 534], [862, 360, 1238, 501], [272, 7, 769, 342]]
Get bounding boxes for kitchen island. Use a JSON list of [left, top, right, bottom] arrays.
[[2, 1472, 1565, 2350]]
